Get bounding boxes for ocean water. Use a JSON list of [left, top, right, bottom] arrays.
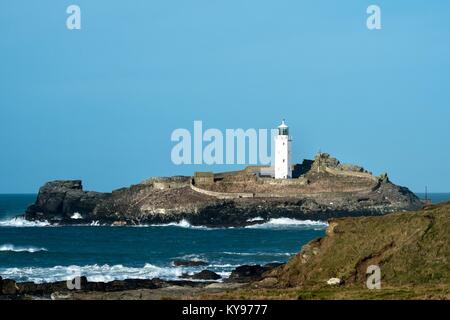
[[1, 193, 448, 284], [0, 194, 327, 283], [415, 193, 450, 204]]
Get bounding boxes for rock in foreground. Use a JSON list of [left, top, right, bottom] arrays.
[[181, 270, 222, 281]]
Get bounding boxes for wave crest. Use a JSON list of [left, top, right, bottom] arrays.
[[223, 251, 293, 257], [0, 244, 48, 253], [246, 218, 328, 229], [143, 219, 209, 229], [0, 217, 50, 227], [0, 263, 183, 284]]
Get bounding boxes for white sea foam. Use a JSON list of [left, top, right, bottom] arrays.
[[223, 251, 294, 257], [0, 244, 48, 253], [70, 212, 82, 220], [0, 215, 327, 230], [0, 263, 184, 284], [142, 217, 327, 230], [145, 219, 210, 229], [208, 263, 241, 268], [176, 254, 207, 262], [246, 218, 328, 229], [246, 217, 265, 222], [0, 217, 51, 227]]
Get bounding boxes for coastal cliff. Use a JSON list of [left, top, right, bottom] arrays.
[[24, 154, 422, 227], [207, 201, 450, 300], [272, 201, 450, 289]]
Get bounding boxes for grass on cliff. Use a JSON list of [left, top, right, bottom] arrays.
[[197, 202, 450, 300], [275, 202, 450, 288]]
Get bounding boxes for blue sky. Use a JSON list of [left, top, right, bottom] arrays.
[[1, 1, 449, 193]]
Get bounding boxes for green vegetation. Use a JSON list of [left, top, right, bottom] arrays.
[[199, 202, 450, 300]]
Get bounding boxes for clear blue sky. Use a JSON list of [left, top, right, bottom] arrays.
[[1, 1, 449, 193]]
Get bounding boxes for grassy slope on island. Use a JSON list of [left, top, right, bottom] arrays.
[[200, 202, 450, 300]]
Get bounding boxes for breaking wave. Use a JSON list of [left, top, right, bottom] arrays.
[[246, 218, 328, 229], [223, 251, 294, 257], [0, 217, 51, 227], [0, 244, 48, 253], [0, 216, 327, 230], [247, 217, 265, 222], [141, 218, 327, 230], [144, 219, 210, 229], [70, 212, 82, 220], [0, 264, 183, 284]]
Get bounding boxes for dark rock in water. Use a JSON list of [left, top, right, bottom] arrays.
[[1, 279, 19, 295], [25, 180, 109, 223], [173, 259, 208, 267], [227, 265, 268, 283], [227, 263, 285, 283], [181, 270, 221, 280]]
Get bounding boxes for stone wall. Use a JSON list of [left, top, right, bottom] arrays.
[[194, 172, 214, 185], [190, 182, 254, 199], [142, 176, 191, 190], [324, 167, 378, 181], [258, 176, 309, 186]]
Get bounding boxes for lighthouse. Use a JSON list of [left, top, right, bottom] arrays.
[[274, 120, 292, 179]]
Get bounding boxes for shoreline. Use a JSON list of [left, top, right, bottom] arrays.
[[0, 263, 281, 300]]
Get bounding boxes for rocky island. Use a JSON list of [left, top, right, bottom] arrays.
[[24, 153, 422, 227]]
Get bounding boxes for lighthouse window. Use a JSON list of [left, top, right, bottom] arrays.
[[278, 128, 289, 135], [283, 159, 285, 163]]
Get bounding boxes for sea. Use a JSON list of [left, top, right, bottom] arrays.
[[0, 193, 448, 284]]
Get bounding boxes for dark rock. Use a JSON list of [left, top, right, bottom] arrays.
[[339, 164, 366, 173], [181, 270, 221, 280], [1, 277, 212, 298], [1, 279, 18, 295], [227, 265, 268, 283], [379, 172, 390, 183], [263, 262, 284, 270], [17, 282, 42, 295], [17, 281, 68, 295], [292, 159, 314, 178], [25, 180, 109, 222], [172, 259, 208, 267], [103, 279, 163, 292]]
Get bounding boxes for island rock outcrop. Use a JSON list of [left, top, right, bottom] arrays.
[[24, 154, 423, 227]]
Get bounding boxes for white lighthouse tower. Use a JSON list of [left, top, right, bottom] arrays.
[[274, 119, 292, 179]]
